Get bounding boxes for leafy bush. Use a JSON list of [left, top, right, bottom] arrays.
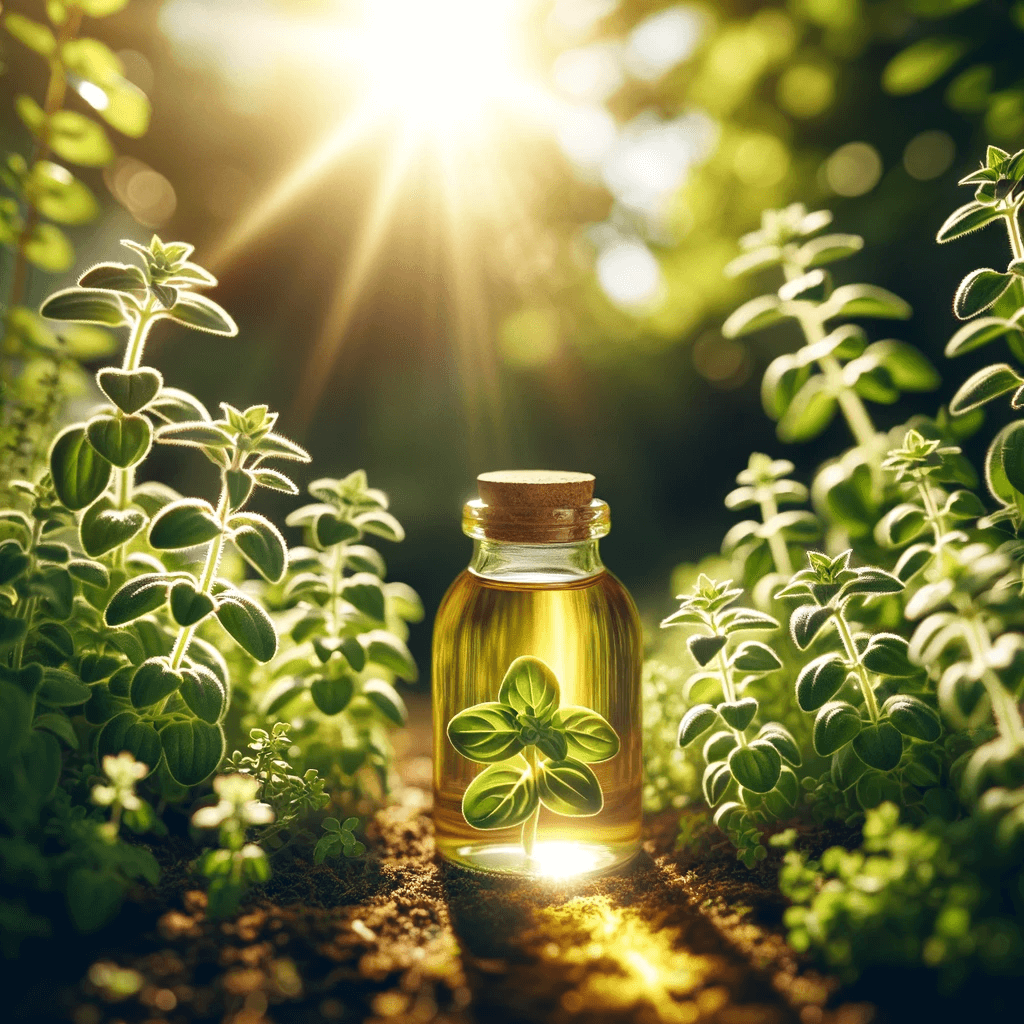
[[647, 147, 1024, 981], [0, 236, 418, 947]]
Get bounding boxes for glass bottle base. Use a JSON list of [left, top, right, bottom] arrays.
[[437, 838, 639, 880]]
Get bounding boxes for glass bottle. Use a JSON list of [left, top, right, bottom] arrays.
[[432, 470, 642, 878]]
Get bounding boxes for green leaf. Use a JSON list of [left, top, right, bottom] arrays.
[[362, 630, 417, 680], [23, 220, 73, 272], [86, 414, 152, 468], [790, 604, 833, 649], [778, 377, 837, 443], [179, 665, 226, 723], [861, 634, 917, 677], [678, 703, 719, 747], [447, 702, 523, 763], [79, 262, 148, 294], [555, 706, 620, 763], [703, 760, 732, 805], [954, 269, 1014, 319], [945, 317, 1023, 358], [130, 658, 182, 708], [38, 668, 91, 706], [498, 655, 559, 718], [730, 641, 781, 673], [825, 284, 912, 320], [78, 1, 132, 16], [339, 573, 386, 620], [149, 499, 221, 549], [937, 203, 1007, 245], [354, 509, 405, 542], [688, 634, 728, 667], [795, 233, 864, 267], [722, 295, 784, 338], [166, 293, 238, 336], [96, 368, 162, 414], [49, 425, 112, 510], [97, 711, 160, 770], [169, 580, 215, 627], [728, 740, 781, 794], [840, 567, 904, 598], [96, 78, 151, 138], [155, 421, 234, 449], [991, 420, 1024, 494], [796, 653, 848, 711], [363, 678, 407, 725], [756, 723, 801, 766], [215, 591, 277, 662], [66, 868, 125, 933], [719, 697, 758, 731], [461, 759, 537, 829], [40, 287, 127, 325], [950, 364, 1023, 415], [160, 719, 224, 786], [882, 37, 969, 95], [251, 468, 299, 495], [310, 673, 355, 715], [225, 469, 254, 511], [703, 729, 737, 762], [536, 757, 603, 815], [831, 742, 868, 791], [35, 711, 79, 749], [105, 573, 171, 626], [869, 340, 940, 392], [536, 729, 569, 761], [5, 14, 57, 56], [879, 503, 927, 546], [0, 542, 30, 585], [80, 495, 146, 556], [229, 513, 287, 583], [852, 722, 903, 771], [0, 680, 34, 752], [882, 694, 942, 741], [48, 110, 114, 166], [813, 701, 862, 756]]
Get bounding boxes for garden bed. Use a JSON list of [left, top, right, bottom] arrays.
[[10, 699, 1007, 1024]]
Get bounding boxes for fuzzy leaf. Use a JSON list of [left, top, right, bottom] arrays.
[[702, 760, 732, 806], [825, 284, 912, 320], [945, 317, 1023, 357], [80, 495, 146, 556], [105, 573, 171, 626], [861, 633, 917, 677], [362, 630, 417, 680], [149, 499, 221, 550], [96, 368, 162, 414], [813, 701, 862, 756], [310, 674, 354, 715], [97, 712, 160, 772], [160, 719, 224, 786], [688, 633, 728, 666], [49, 425, 112, 510], [757, 723, 801, 767], [678, 704, 719, 747], [40, 287, 127, 325], [179, 665, 226, 723], [166, 293, 238, 336], [130, 658, 182, 708], [852, 722, 903, 771], [229, 513, 287, 583], [169, 580, 215, 627], [796, 653, 848, 712], [954, 269, 1013, 319], [719, 697, 758, 731], [362, 678, 406, 725], [728, 740, 781, 794], [949, 363, 1023, 414], [86, 413, 152, 468], [936, 202, 1005, 243], [790, 604, 833, 649], [215, 591, 278, 662], [722, 295, 784, 338], [730, 641, 781, 673], [882, 694, 941, 741]]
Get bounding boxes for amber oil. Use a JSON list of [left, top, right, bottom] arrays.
[[432, 471, 642, 878]]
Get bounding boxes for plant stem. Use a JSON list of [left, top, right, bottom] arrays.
[[113, 302, 158, 511], [1004, 207, 1024, 263], [715, 644, 748, 746], [169, 486, 229, 670], [521, 745, 540, 859], [758, 491, 793, 576], [965, 618, 1024, 749], [833, 608, 880, 722]]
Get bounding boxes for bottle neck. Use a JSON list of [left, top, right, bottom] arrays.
[[469, 538, 605, 584]]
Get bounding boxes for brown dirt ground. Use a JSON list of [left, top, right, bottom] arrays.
[[1, 701, 991, 1024]]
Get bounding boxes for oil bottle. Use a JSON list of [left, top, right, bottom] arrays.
[[432, 470, 642, 878]]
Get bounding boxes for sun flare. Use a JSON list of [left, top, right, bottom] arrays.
[[351, 0, 531, 139]]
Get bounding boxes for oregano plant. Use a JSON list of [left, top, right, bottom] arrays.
[[447, 655, 619, 858]]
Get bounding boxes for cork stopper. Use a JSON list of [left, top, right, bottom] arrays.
[[476, 470, 595, 509], [464, 470, 609, 543]]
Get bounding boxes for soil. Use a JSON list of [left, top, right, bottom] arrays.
[[1, 701, 1002, 1024]]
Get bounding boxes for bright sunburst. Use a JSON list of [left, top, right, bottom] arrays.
[[191, 0, 552, 427]]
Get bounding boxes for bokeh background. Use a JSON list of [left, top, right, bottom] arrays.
[[4, 0, 1024, 672]]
